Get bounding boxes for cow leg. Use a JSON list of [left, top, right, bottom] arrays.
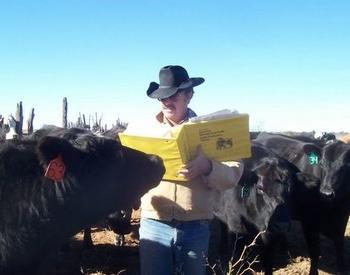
[[302, 225, 319, 275], [207, 218, 231, 273], [259, 231, 274, 275], [83, 227, 94, 248], [334, 236, 346, 274], [115, 234, 125, 246], [331, 213, 349, 273]]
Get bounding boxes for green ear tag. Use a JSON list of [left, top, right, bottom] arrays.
[[240, 185, 250, 198], [307, 152, 319, 166]]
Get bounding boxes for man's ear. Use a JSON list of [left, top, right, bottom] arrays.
[[186, 91, 193, 104]]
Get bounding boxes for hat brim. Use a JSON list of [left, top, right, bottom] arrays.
[[147, 77, 205, 99]]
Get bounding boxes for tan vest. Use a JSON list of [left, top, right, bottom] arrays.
[[140, 112, 244, 221]]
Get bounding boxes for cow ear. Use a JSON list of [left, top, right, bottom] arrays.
[[303, 144, 322, 157], [296, 172, 320, 189], [37, 136, 73, 165]]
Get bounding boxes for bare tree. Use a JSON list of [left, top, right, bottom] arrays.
[[206, 231, 264, 275]]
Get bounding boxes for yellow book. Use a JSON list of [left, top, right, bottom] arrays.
[[119, 114, 251, 181]]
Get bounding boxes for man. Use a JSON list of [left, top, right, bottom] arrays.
[[139, 65, 244, 275]]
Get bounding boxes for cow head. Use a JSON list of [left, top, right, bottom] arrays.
[[245, 150, 295, 231], [37, 132, 165, 220], [320, 141, 350, 205], [253, 157, 291, 204]]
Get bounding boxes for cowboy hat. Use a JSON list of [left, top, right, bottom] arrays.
[[146, 65, 205, 99]]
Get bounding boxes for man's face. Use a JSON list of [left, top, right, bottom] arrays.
[[159, 91, 192, 125]]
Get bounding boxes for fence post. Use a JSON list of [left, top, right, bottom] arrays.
[[15, 101, 23, 137], [27, 108, 35, 134], [63, 97, 68, 129]]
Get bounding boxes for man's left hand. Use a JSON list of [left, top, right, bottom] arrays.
[[178, 145, 212, 181]]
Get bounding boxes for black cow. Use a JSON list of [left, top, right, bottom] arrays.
[[35, 126, 139, 249], [212, 141, 335, 275], [36, 126, 136, 249], [255, 132, 350, 203], [320, 141, 350, 203], [254, 133, 323, 178], [212, 142, 311, 274], [33, 126, 135, 248], [0, 127, 165, 274], [255, 133, 350, 274]]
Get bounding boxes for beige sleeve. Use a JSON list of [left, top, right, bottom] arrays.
[[204, 160, 244, 191]]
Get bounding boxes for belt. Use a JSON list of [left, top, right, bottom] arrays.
[[161, 218, 209, 227]]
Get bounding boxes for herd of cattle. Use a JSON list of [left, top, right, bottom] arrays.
[[0, 125, 349, 275], [213, 133, 350, 275]]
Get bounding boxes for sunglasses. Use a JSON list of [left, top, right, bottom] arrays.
[[158, 91, 184, 102]]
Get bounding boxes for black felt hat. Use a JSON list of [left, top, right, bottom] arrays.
[[146, 65, 205, 99]]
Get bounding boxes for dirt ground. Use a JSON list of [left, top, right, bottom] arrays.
[[48, 211, 350, 275]]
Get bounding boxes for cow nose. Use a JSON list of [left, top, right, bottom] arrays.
[[320, 185, 335, 197], [149, 155, 164, 168], [320, 188, 334, 197], [149, 155, 165, 175], [149, 154, 162, 163], [320, 190, 335, 201]]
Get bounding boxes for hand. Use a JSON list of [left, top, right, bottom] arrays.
[[178, 145, 212, 181]]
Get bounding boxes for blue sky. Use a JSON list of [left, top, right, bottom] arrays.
[[1, 0, 349, 132]]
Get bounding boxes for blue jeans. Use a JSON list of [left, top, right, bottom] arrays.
[[139, 217, 210, 275]]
